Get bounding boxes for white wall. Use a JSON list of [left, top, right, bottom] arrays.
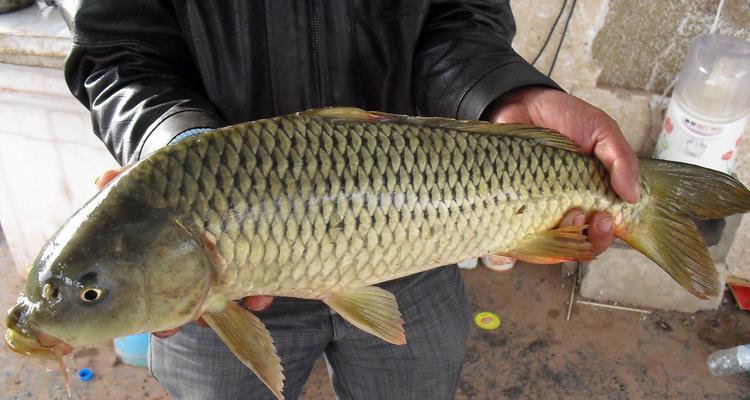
[[0, 63, 117, 276]]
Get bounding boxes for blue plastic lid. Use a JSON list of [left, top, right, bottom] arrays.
[[78, 368, 94, 382]]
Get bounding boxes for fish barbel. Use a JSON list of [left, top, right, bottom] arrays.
[[6, 108, 750, 399]]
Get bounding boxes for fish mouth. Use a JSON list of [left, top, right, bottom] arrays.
[[5, 327, 73, 360], [6, 300, 75, 395], [6, 300, 72, 360]]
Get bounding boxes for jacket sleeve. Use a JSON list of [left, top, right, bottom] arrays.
[[414, 0, 562, 120], [62, 0, 224, 165]]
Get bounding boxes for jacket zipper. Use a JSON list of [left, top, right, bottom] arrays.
[[310, 0, 324, 107]]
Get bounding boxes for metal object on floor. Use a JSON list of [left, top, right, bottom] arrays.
[[566, 274, 577, 321], [565, 261, 579, 321], [576, 300, 652, 314]]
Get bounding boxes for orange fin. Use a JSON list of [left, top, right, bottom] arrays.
[[508, 225, 593, 264]]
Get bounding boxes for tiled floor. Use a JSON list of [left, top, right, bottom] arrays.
[[2, 227, 749, 399]]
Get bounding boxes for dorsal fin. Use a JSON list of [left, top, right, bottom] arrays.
[[299, 107, 579, 152], [298, 107, 405, 122], [412, 118, 579, 152]]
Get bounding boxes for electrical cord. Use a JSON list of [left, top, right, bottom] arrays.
[[531, 0, 567, 66], [709, 0, 725, 34], [547, 0, 578, 77]]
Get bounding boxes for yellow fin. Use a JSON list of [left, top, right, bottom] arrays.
[[614, 158, 750, 298], [509, 225, 593, 264], [202, 302, 285, 400], [323, 286, 406, 345], [618, 207, 717, 299], [299, 107, 578, 152], [639, 158, 750, 219]]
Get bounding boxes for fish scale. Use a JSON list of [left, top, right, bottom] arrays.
[[127, 110, 624, 300]]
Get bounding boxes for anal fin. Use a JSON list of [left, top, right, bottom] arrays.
[[509, 225, 593, 264], [202, 302, 285, 400], [323, 286, 406, 345]]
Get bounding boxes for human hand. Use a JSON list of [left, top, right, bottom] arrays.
[[484, 86, 640, 257], [94, 166, 274, 338]]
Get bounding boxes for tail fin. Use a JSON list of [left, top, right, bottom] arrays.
[[617, 159, 750, 299]]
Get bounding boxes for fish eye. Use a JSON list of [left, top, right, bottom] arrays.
[[80, 288, 103, 303], [42, 283, 59, 300]]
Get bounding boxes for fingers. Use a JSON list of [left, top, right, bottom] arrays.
[[586, 211, 614, 257], [153, 317, 208, 338], [244, 296, 274, 311], [152, 317, 208, 337], [608, 153, 641, 203], [152, 328, 181, 339], [559, 209, 614, 258], [528, 90, 641, 204], [94, 165, 131, 191], [559, 208, 586, 228], [492, 91, 642, 204], [590, 119, 641, 203]]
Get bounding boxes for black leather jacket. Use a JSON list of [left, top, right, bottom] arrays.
[[63, 0, 559, 165]]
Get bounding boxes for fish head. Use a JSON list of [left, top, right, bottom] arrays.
[[6, 190, 213, 358]]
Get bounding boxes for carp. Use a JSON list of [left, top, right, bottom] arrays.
[[6, 108, 750, 399]]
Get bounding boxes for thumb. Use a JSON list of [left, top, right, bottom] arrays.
[[589, 119, 641, 203], [95, 165, 131, 191], [152, 328, 181, 339], [243, 296, 274, 311]]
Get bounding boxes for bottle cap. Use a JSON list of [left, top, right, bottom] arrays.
[[474, 311, 501, 330], [482, 255, 516, 271], [78, 368, 94, 382]]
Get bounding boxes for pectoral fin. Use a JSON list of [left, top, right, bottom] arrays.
[[323, 286, 406, 345], [202, 302, 284, 400], [171, 218, 228, 277], [509, 225, 593, 264]]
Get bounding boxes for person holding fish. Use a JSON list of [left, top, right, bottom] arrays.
[[10, 1, 746, 400]]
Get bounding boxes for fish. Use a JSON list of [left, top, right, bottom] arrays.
[[6, 107, 750, 399]]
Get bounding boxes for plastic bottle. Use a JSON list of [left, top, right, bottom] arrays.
[[706, 344, 750, 376], [113, 332, 150, 367], [654, 34, 750, 174]]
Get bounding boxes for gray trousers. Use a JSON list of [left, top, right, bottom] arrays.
[[149, 265, 471, 400]]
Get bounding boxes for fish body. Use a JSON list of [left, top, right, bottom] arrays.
[[130, 108, 619, 304], [7, 108, 750, 399]]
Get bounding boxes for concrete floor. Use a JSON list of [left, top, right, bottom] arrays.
[[2, 228, 749, 399]]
